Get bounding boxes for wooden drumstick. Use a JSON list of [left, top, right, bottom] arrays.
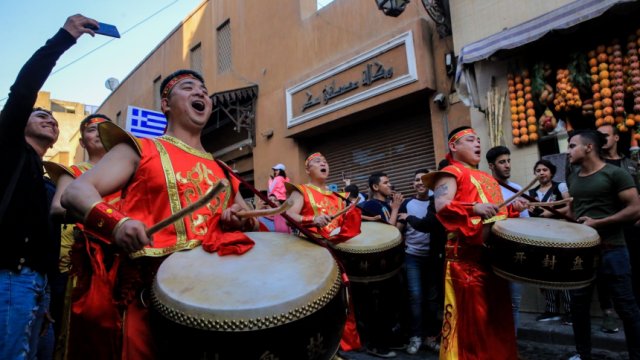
[[330, 200, 359, 221], [528, 197, 572, 208], [497, 177, 538, 208], [235, 198, 293, 218], [146, 180, 228, 237]]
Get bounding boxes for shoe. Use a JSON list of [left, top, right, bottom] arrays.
[[561, 316, 573, 326], [366, 348, 397, 358], [601, 312, 619, 333], [406, 336, 422, 354], [536, 312, 562, 322], [423, 336, 440, 352]]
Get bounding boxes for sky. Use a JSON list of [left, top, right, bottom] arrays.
[[0, 0, 205, 109]]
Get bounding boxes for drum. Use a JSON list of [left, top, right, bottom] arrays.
[[490, 218, 600, 289], [151, 232, 346, 360], [330, 221, 404, 282]]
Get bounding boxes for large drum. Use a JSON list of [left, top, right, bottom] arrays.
[[490, 218, 600, 289], [151, 232, 346, 360], [330, 221, 404, 283]]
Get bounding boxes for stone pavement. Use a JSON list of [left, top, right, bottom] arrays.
[[340, 312, 629, 360]]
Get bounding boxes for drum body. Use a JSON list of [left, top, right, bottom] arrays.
[[151, 232, 346, 360], [330, 222, 404, 283], [491, 218, 600, 289]]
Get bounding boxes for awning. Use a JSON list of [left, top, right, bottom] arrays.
[[458, 0, 635, 65], [210, 85, 258, 106]]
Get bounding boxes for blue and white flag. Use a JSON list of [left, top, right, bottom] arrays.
[[126, 106, 167, 138]]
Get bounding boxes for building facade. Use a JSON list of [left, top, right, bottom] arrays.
[[96, 0, 468, 195]]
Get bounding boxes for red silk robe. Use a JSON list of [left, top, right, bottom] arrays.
[[436, 162, 518, 360], [288, 183, 361, 243]]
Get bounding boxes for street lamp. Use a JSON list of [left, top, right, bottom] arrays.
[[375, 0, 410, 17]]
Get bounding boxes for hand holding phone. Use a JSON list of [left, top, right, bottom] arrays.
[[84, 22, 120, 38]]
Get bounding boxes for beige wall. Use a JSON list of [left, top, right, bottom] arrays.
[[96, 0, 466, 187], [449, 0, 574, 54]]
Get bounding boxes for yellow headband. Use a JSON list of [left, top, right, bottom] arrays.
[[448, 128, 476, 147]]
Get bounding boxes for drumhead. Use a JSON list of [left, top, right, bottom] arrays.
[[152, 232, 341, 331], [332, 221, 402, 253], [492, 218, 600, 248]]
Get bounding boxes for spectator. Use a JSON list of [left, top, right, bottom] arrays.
[[396, 169, 442, 355], [358, 172, 403, 226], [0, 14, 98, 359], [566, 130, 640, 360], [597, 124, 640, 333], [486, 146, 529, 335], [268, 163, 289, 202], [528, 159, 572, 325]]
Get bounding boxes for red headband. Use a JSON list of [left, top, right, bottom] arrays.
[[448, 128, 476, 147], [80, 117, 109, 132], [161, 74, 198, 99], [305, 152, 323, 167]]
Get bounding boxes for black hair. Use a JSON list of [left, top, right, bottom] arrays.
[[345, 184, 359, 199], [533, 159, 557, 176], [414, 169, 430, 176], [437, 159, 449, 170], [597, 122, 620, 136], [32, 107, 53, 117], [274, 169, 287, 178], [159, 69, 205, 98], [368, 171, 387, 192], [568, 129, 607, 158], [486, 146, 510, 164]]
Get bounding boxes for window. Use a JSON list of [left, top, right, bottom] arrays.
[[217, 20, 231, 74], [317, 0, 336, 10], [153, 76, 162, 111], [190, 43, 202, 74]]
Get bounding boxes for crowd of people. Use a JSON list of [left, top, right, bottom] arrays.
[[3, 13, 640, 360]]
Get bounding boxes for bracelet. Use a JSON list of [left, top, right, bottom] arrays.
[[300, 215, 315, 226], [84, 201, 130, 242]]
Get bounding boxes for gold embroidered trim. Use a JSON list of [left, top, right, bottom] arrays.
[[492, 267, 595, 290], [159, 135, 213, 160], [482, 214, 507, 225], [151, 269, 342, 331], [130, 240, 202, 259], [469, 175, 489, 204], [305, 183, 334, 196], [491, 229, 600, 248]]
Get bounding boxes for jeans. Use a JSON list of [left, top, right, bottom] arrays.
[[571, 247, 640, 360], [405, 253, 443, 338], [509, 282, 522, 336], [0, 267, 47, 360]]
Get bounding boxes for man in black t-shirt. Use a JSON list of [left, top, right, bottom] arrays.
[[358, 171, 403, 225]]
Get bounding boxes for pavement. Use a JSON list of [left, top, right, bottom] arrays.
[[339, 312, 629, 360]]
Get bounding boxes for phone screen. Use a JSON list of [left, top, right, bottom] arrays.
[[94, 22, 120, 38]]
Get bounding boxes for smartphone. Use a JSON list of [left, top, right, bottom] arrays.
[[85, 22, 121, 38]]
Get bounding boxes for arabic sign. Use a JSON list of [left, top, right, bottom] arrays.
[[286, 31, 418, 128]]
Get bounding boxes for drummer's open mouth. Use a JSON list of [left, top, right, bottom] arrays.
[[191, 100, 205, 111], [320, 168, 327, 173]]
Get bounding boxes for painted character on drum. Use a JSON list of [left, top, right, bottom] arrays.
[[60, 70, 257, 360], [423, 126, 527, 360], [566, 129, 640, 360]]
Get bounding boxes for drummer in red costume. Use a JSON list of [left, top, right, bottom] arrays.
[[61, 70, 256, 360], [285, 152, 362, 355], [423, 126, 526, 360], [286, 152, 361, 243]]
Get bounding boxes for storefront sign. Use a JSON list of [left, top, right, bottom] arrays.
[[286, 31, 417, 128]]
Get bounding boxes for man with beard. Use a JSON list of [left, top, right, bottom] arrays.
[[566, 129, 640, 360], [0, 14, 96, 359]]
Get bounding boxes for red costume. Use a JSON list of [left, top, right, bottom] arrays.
[[434, 160, 518, 360], [75, 122, 254, 360]]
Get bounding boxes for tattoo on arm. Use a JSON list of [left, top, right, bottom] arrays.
[[434, 184, 448, 198]]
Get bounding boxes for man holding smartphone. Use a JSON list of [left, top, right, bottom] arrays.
[[0, 14, 99, 359]]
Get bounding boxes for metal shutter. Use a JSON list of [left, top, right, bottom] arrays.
[[310, 110, 436, 197]]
